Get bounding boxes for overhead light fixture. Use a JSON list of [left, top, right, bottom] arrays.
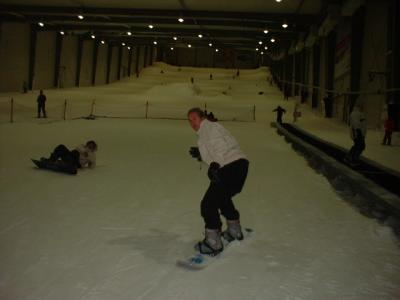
[[101, 40, 105, 44], [127, 31, 132, 36], [261, 51, 264, 55], [188, 44, 192, 48], [122, 42, 126, 46], [263, 29, 269, 34], [209, 43, 213, 47], [256, 48, 259, 51], [276, 0, 282, 2], [60, 31, 65, 35], [178, 17, 184, 23], [271, 38, 276, 43], [148, 24, 154, 29], [91, 34, 96, 39], [215, 48, 219, 52], [264, 46, 268, 50], [153, 41, 157, 45], [173, 36, 178, 40], [198, 34, 203, 38], [258, 41, 263, 45], [282, 22, 288, 28], [127, 46, 131, 50], [77, 15, 84, 20], [38, 22, 44, 27], [170, 47, 174, 50]]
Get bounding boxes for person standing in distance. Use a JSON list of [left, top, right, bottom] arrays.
[[37, 90, 47, 118], [346, 103, 367, 164], [187, 108, 249, 256]]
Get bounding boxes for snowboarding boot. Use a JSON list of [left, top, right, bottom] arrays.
[[222, 220, 243, 242], [195, 229, 223, 256]]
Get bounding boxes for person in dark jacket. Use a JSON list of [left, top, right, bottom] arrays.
[[273, 106, 286, 124], [37, 90, 47, 118]]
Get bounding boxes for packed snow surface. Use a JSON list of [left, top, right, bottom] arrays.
[[0, 63, 399, 300]]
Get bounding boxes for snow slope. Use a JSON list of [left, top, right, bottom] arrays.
[[0, 63, 399, 300]]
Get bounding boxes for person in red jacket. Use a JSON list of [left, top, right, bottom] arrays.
[[382, 118, 395, 146]]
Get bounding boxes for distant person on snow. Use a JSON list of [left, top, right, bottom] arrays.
[[346, 104, 367, 164], [42, 141, 97, 169], [382, 117, 395, 146], [37, 90, 47, 118], [207, 111, 218, 122], [187, 107, 249, 256], [273, 106, 286, 124]]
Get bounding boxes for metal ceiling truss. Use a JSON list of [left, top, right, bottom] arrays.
[[0, 4, 316, 52]]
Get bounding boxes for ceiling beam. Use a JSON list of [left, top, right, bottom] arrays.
[[0, 5, 318, 24]]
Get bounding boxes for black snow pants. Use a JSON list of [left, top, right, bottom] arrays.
[[50, 145, 81, 168], [349, 130, 365, 162], [201, 159, 249, 230], [37, 101, 46, 118]]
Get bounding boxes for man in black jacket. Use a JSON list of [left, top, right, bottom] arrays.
[[37, 90, 47, 118]]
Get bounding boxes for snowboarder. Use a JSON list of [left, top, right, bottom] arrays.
[[37, 90, 47, 118], [273, 106, 286, 124], [43, 140, 98, 169], [187, 107, 249, 256], [346, 104, 367, 164], [382, 117, 395, 146]]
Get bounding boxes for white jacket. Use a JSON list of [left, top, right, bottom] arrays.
[[349, 108, 367, 139], [197, 119, 246, 167], [75, 144, 96, 168]]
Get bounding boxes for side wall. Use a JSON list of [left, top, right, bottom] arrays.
[[0, 22, 155, 92]]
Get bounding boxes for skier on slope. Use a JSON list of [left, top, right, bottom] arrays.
[[346, 104, 367, 164], [42, 141, 98, 169], [187, 107, 249, 256], [273, 105, 286, 124]]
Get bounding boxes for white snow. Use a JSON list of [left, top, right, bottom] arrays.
[[0, 62, 400, 300]]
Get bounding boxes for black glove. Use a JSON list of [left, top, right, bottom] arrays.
[[189, 147, 201, 161], [208, 162, 221, 183]]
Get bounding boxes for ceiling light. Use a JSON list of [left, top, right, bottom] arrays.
[[276, 0, 282, 2], [127, 46, 131, 50], [101, 40, 105, 44], [198, 34, 203, 38], [215, 48, 219, 52], [91, 34, 95, 39], [178, 18, 184, 23], [148, 24, 154, 29], [256, 48, 259, 51], [60, 31, 65, 35], [209, 43, 213, 47], [271, 38, 276, 43], [261, 51, 264, 55], [127, 31, 132, 36], [122, 42, 126, 46], [264, 46, 268, 50], [77, 15, 84, 20], [263, 29, 269, 34], [188, 44, 192, 48], [282, 22, 288, 28], [38, 22, 44, 27], [173, 36, 178, 40], [170, 47, 174, 50], [258, 41, 263, 45], [153, 41, 157, 45]]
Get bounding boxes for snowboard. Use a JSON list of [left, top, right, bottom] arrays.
[[176, 228, 253, 270], [31, 159, 78, 175]]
